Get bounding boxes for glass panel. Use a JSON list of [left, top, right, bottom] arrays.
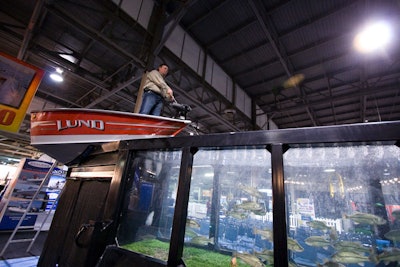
[[284, 144, 400, 267], [183, 147, 272, 267], [117, 150, 182, 262]]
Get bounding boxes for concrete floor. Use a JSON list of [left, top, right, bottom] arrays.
[[0, 209, 53, 262], [0, 256, 39, 267], [0, 230, 47, 260], [0, 211, 50, 264]]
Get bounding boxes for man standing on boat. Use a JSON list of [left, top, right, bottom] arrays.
[[139, 63, 174, 116]]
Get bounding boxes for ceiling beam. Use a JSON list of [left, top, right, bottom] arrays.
[[248, 0, 291, 76], [46, 4, 145, 67], [261, 84, 400, 114], [17, 0, 45, 60], [74, 60, 137, 104], [169, 80, 241, 132], [0, 142, 37, 154], [278, 1, 360, 38], [205, 18, 257, 49], [153, 0, 198, 56], [185, 0, 230, 30], [85, 76, 141, 108], [248, 53, 400, 97]]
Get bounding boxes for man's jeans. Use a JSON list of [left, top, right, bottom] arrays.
[[139, 90, 163, 116]]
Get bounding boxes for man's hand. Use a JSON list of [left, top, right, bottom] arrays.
[[167, 88, 174, 100]]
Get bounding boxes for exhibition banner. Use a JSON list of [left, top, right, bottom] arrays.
[[0, 52, 44, 133], [0, 158, 66, 230]]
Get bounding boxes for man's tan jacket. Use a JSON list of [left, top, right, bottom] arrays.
[[144, 70, 173, 101]]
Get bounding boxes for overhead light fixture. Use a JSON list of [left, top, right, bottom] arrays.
[[50, 68, 64, 82], [354, 21, 392, 53], [60, 54, 77, 63]]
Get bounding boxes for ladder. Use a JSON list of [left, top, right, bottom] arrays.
[[0, 161, 59, 257]]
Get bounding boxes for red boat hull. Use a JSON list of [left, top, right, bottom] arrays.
[[30, 109, 191, 164], [31, 109, 190, 144]]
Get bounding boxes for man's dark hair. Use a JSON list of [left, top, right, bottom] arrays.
[[158, 63, 169, 68]]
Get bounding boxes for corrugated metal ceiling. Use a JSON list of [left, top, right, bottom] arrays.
[[0, 0, 399, 160]]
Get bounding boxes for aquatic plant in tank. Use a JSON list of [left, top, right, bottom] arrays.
[[122, 239, 254, 267]]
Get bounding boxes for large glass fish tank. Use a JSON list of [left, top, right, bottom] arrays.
[[115, 123, 400, 267], [284, 144, 400, 267]]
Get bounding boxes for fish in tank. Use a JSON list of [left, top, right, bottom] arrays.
[[116, 144, 400, 266]]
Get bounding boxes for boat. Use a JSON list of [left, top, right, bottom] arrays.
[[30, 108, 191, 164]]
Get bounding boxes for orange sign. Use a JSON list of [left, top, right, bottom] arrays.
[[0, 52, 44, 133]]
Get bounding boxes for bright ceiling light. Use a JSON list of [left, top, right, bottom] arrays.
[[50, 68, 64, 82], [60, 54, 77, 63], [354, 21, 392, 53]]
